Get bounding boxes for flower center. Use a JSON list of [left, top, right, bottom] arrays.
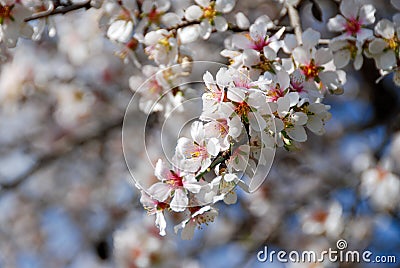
[[158, 37, 170, 48], [0, 4, 13, 24], [148, 6, 162, 24], [189, 145, 207, 159], [385, 36, 399, 51], [149, 79, 162, 94], [345, 18, 361, 35], [235, 101, 251, 118], [166, 171, 184, 187], [203, 3, 216, 21], [300, 59, 322, 81], [267, 86, 285, 102], [252, 37, 269, 51], [312, 210, 328, 223]]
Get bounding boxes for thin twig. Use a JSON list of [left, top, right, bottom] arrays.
[[24, 0, 93, 22]]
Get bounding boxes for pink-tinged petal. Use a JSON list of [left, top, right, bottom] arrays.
[[375, 19, 395, 39], [379, 51, 397, 69], [327, 15, 347, 32], [156, 0, 171, 12], [287, 92, 300, 107], [155, 159, 170, 181], [277, 70, 290, 89], [358, 4, 376, 25], [107, 20, 133, 43], [216, 67, 232, 87], [368, 38, 387, 54], [195, 0, 210, 7], [243, 49, 259, 66], [228, 115, 242, 138], [216, 0, 235, 13], [315, 48, 332, 66], [206, 138, 220, 156], [356, 28, 373, 43], [302, 28, 320, 48], [277, 95, 290, 117], [353, 54, 363, 70], [291, 112, 308, 125], [227, 87, 245, 102], [248, 112, 267, 131], [306, 115, 324, 134], [283, 34, 298, 53], [249, 22, 267, 42], [214, 16, 228, 32], [185, 5, 203, 21], [141, 0, 153, 13], [203, 71, 215, 88], [170, 189, 188, 212], [333, 50, 351, 69], [183, 181, 201, 194], [263, 46, 277, 60], [232, 34, 253, 49], [200, 20, 212, 39], [178, 25, 200, 44], [155, 211, 167, 236], [176, 137, 197, 157], [287, 125, 307, 142], [340, 0, 359, 19], [292, 47, 310, 65], [148, 182, 171, 201], [191, 121, 205, 144], [140, 190, 156, 208], [235, 12, 250, 29]]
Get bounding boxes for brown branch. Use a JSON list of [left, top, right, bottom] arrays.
[[24, 0, 93, 22]]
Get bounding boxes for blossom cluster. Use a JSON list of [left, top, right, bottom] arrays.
[[130, 2, 350, 238]]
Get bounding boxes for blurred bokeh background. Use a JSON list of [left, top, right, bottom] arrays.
[[0, 0, 399, 267]]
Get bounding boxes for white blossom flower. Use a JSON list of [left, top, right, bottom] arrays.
[[301, 202, 344, 238], [184, 0, 236, 39], [140, 191, 168, 236], [327, 0, 375, 43], [330, 37, 364, 70], [204, 171, 239, 205], [100, 0, 137, 43], [304, 102, 331, 135], [174, 205, 218, 240], [148, 159, 202, 212], [232, 23, 284, 52], [292, 38, 345, 94], [368, 18, 399, 71], [144, 29, 178, 66], [173, 121, 221, 173], [226, 86, 267, 131], [361, 167, 400, 211], [200, 68, 232, 118]]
